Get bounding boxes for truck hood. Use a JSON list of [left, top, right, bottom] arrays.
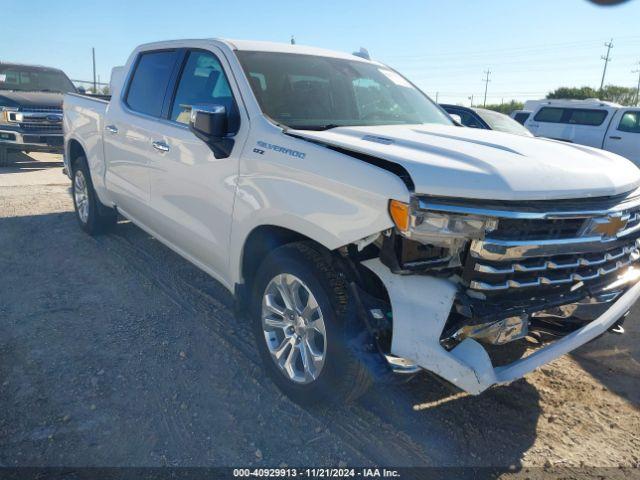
[[291, 124, 640, 201], [0, 91, 64, 109]]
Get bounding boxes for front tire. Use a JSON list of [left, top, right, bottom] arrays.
[[251, 242, 372, 406], [71, 156, 117, 235]]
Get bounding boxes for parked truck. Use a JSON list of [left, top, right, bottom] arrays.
[[0, 62, 76, 166], [64, 39, 640, 405], [522, 99, 640, 166]]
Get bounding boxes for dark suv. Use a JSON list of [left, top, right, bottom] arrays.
[[0, 63, 76, 166]]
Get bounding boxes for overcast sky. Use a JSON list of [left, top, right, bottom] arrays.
[[3, 0, 640, 105]]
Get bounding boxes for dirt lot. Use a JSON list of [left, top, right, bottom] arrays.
[[1, 152, 639, 473]]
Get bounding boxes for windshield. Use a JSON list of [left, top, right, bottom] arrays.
[[0, 66, 76, 93], [474, 108, 532, 136], [236, 51, 452, 130]]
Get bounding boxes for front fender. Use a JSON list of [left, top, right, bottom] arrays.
[[229, 130, 411, 285]]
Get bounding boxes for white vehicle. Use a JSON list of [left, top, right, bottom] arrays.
[[64, 39, 640, 405], [523, 99, 640, 165], [509, 109, 532, 125]]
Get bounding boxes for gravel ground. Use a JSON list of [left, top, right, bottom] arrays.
[[0, 152, 639, 474]]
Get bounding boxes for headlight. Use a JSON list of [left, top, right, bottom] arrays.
[[389, 199, 498, 247], [0, 106, 18, 125]]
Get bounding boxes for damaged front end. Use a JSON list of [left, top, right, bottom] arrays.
[[348, 190, 640, 390]]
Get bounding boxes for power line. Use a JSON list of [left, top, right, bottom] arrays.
[[387, 39, 608, 60], [92, 47, 97, 94], [482, 69, 491, 107], [599, 39, 613, 92], [634, 62, 640, 106]]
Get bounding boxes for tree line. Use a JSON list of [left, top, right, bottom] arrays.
[[482, 85, 639, 115]]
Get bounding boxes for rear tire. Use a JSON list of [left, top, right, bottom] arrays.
[[0, 148, 11, 167], [250, 242, 372, 406], [71, 156, 117, 235]]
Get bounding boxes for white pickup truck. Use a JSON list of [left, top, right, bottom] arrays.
[[64, 39, 640, 405], [523, 99, 640, 165]]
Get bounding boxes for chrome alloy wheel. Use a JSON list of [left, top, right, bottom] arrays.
[[261, 273, 327, 384], [74, 169, 89, 224]]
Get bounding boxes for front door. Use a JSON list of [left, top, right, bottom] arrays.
[[604, 109, 640, 164], [144, 48, 248, 284]]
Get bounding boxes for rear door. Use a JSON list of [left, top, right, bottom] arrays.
[[603, 109, 640, 164], [103, 49, 180, 220]]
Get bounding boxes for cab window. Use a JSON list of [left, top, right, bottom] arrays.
[[126, 50, 179, 117], [457, 110, 484, 128], [534, 107, 608, 126], [169, 50, 238, 128], [513, 112, 530, 125], [618, 111, 640, 133]]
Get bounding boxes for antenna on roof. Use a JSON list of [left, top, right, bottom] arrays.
[[290, 36, 296, 45], [352, 47, 371, 60]]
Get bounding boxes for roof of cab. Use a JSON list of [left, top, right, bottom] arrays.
[[133, 38, 383, 65], [0, 62, 64, 72], [221, 39, 373, 62]]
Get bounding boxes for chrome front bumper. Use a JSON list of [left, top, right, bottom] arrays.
[[363, 258, 640, 394]]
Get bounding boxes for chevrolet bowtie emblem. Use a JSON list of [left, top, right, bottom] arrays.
[[592, 215, 628, 238]]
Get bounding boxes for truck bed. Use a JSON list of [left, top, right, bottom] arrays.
[[62, 93, 109, 191]]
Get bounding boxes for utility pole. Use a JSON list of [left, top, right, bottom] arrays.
[[435, 92, 439, 102], [633, 62, 640, 106], [92, 47, 97, 93], [599, 39, 613, 94], [482, 69, 491, 107], [468, 95, 474, 107]]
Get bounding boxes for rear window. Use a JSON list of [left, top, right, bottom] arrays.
[[513, 112, 530, 125], [442, 107, 484, 128], [533, 107, 608, 126], [125, 50, 178, 117]]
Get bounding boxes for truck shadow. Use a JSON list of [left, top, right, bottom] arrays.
[[332, 375, 541, 468], [104, 219, 542, 468], [0, 151, 63, 172], [2, 210, 541, 468], [569, 322, 640, 406]]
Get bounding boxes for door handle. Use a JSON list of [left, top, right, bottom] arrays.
[[152, 141, 170, 153], [105, 125, 118, 134], [609, 136, 622, 140]]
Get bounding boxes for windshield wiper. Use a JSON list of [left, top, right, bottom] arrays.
[[294, 124, 343, 131]]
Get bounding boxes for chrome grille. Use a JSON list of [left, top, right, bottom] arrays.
[[469, 242, 640, 291], [20, 107, 62, 113], [20, 123, 62, 131], [461, 194, 640, 296], [15, 106, 63, 134]]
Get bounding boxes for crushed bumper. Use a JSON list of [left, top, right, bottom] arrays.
[[363, 258, 640, 394]]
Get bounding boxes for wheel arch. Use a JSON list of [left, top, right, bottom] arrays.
[[67, 137, 86, 170], [239, 225, 324, 292]]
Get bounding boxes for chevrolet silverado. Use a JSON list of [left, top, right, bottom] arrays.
[[63, 39, 640, 405]]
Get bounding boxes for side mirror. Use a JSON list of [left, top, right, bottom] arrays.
[[189, 104, 234, 158], [449, 113, 462, 125]]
